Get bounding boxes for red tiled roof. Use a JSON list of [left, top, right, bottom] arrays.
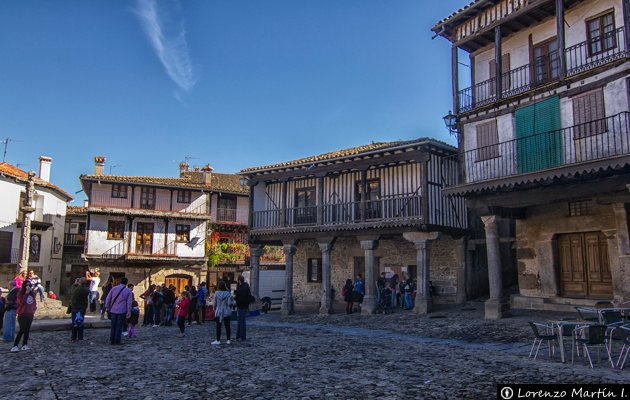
[[80, 171, 248, 195], [0, 162, 73, 200], [66, 206, 87, 215]]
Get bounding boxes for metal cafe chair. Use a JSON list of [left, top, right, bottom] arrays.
[[617, 325, 630, 370], [558, 323, 580, 359], [573, 325, 614, 368], [528, 322, 556, 360], [575, 306, 599, 322]]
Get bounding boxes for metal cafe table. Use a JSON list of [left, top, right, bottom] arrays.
[[548, 319, 596, 363]]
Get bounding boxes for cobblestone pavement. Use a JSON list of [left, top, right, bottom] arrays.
[[0, 302, 628, 399]]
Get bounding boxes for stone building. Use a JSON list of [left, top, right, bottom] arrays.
[[60, 205, 88, 296], [80, 157, 248, 297], [240, 138, 469, 315], [433, 0, 630, 317], [0, 157, 72, 292]]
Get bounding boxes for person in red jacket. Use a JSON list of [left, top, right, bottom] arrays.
[[10, 279, 37, 352], [175, 291, 190, 338]]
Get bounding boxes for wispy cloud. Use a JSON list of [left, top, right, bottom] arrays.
[[134, 0, 196, 93]]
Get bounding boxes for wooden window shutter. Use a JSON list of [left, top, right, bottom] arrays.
[[476, 120, 499, 161], [572, 88, 606, 139]]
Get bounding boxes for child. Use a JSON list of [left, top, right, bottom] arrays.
[[175, 291, 190, 338], [127, 301, 140, 338]]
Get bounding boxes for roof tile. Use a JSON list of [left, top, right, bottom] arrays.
[[0, 162, 73, 200]]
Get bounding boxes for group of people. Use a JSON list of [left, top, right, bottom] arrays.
[[1, 271, 42, 352], [342, 272, 419, 314]]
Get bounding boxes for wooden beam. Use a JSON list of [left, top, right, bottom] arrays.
[[556, 0, 566, 79], [495, 25, 503, 100], [452, 45, 459, 113], [623, 0, 630, 53]]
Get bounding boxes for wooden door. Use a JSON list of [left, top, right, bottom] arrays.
[[135, 223, 154, 254], [165, 275, 191, 296], [558, 232, 612, 299]]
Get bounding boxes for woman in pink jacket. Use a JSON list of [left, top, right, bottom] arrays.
[[10, 279, 37, 352]]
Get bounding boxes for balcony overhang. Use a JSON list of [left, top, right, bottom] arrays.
[[85, 254, 208, 265], [87, 206, 210, 221]]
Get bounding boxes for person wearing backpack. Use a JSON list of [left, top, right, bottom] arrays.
[[234, 275, 252, 341], [151, 287, 164, 327], [105, 277, 133, 345], [3, 281, 18, 343], [69, 277, 90, 342], [211, 281, 233, 345]]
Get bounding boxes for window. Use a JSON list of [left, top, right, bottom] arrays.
[[573, 88, 606, 139], [140, 187, 156, 209], [175, 224, 190, 242], [307, 258, 322, 283], [355, 179, 381, 219], [111, 184, 127, 199], [294, 187, 317, 224], [217, 195, 237, 222], [107, 220, 125, 240], [587, 11, 616, 56], [476, 120, 500, 161], [569, 200, 593, 216], [177, 190, 191, 204], [533, 38, 559, 84]]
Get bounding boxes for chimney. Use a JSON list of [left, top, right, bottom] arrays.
[[38, 156, 52, 182], [202, 164, 214, 185], [179, 162, 189, 177], [83, 199, 89, 207], [94, 156, 106, 176]]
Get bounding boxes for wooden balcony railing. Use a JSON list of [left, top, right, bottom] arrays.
[[457, 27, 628, 114], [252, 194, 423, 230], [443, 112, 630, 187], [64, 233, 85, 246], [217, 207, 237, 222]]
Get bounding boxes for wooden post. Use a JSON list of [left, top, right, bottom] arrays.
[[451, 45, 459, 114], [281, 180, 288, 227], [360, 170, 367, 222], [469, 53, 475, 108], [164, 218, 169, 254], [494, 25, 502, 100], [169, 189, 174, 211], [623, 0, 630, 53], [556, 0, 566, 79], [317, 175, 324, 226], [248, 183, 254, 229]]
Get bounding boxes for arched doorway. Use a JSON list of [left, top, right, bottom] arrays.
[[165, 274, 192, 296], [557, 232, 612, 299]]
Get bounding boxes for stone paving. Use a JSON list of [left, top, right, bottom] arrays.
[[0, 301, 628, 399]]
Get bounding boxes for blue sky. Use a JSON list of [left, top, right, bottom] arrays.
[[0, 0, 468, 203]]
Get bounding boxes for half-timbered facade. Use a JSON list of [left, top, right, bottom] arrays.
[[433, 0, 630, 317], [80, 157, 248, 298], [241, 138, 468, 315]]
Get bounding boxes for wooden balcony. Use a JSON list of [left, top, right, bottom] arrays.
[[457, 28, 628, 114], [95, 240, 206, 264], [251, 194, 423, 233], [64, 233, 85, 247], [443, 112, 630, 190]]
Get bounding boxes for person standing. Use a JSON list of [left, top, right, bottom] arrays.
[[342, 279, 354, 314], [175, 291, 190, 338], [128, 301, 140, 339], [389, 273, 399, 309], [0, 288, 5, 334], [403, 276, 414, 310], [100, 276, 113, 320], [196, 282, 208, 325], [3, 281, 18, 343], [234, 275, 251, 341], [353, 274, 365, 312], [139, 284, 154, 327], [70, 277, 90, 342], [211, 281, 233, 345], [105, 277, 133, 346], [151, 286, 163, 327], [376, 272, 386, 304], [88, 271, 100, 313], [162, 285, 175, 326], [188, 285, 198, 326], [10, 280, 37, 352]]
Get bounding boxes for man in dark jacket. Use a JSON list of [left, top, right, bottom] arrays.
[[162, 285, 175, 326], [3, 281, 19, 343], [70, 278, 90, 341], [234, 275, 252, 341]]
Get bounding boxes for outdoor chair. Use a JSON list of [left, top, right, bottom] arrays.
[[558, 323, 580, 358], [616, 325, 630, 370], [575, 306, 598, 322], [572, 325, 614, 368], [528, 322, 556, 360], [595, 301, 614, 309]]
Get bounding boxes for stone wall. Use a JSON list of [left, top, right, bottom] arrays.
[[515, 200, 628, 302], [291, 234, 465, 310]]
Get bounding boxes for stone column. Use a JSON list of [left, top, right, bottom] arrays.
[[319, 241, 334, 314], [282, 244, 297, 315], [17, 171, 36, 275], [481, 215, 505, 319], [249, 245, 263, 299], [403, 231, 439, 315], [360, 239, 378, 315]]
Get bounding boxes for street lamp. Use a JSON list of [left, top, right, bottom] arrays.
[[443, 110, 458, 138], [239, 176, 249, 188]]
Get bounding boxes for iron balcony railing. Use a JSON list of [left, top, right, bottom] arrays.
[[457, 27, 628, 114], [252, 194, 423, 230], [217, 207, 237, 222], [64, 233, 85, 246], [443, 112, 630, 187]]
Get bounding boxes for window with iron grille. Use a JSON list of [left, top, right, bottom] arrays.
[[177, 190, 191, 204], [307, 258, 322, 283], [175, 224, 190, 242], [572, 88, 606, 139], [586, 11, 616, 56], [569, 200, 593, 216], [107, 220, 125, 240], [475, 120, 500, 161], [111, 184, 127, 199]]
